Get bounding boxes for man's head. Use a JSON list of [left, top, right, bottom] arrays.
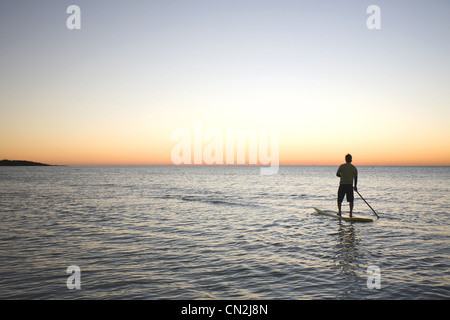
[[345, 154, 352, 163]]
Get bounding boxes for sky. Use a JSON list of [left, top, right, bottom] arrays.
[[1, 0, 449, 166]]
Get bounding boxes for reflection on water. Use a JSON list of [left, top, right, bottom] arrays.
[[333, 222, 362, 298]]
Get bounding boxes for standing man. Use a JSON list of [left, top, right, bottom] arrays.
[[336, 154, 358, 217]]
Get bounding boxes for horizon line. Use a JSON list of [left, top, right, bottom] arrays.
[[24, 164, 450, 167], [2, 159, 449, 167]]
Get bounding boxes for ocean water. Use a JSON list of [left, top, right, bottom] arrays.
[[0, 165, 449, 300]]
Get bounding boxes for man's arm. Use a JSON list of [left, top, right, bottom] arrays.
[[354, 176, 358, 191]]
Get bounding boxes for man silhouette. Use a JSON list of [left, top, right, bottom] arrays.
[[336, 154, 358, 217]]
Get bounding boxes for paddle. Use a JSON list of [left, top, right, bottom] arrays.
[[355, 189, 380, 219]]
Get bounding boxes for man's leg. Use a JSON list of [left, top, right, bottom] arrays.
[[349, 201, 354, 217], [348, 185, 354, 217], [337, 185, 344, 216]]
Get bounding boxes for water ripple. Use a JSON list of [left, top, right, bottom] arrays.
[[0, 166, 449, 299]]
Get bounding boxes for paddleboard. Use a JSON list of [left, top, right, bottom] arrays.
[[313, 207, 374, 223]]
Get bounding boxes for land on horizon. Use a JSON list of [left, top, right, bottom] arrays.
[[0, 160, 52, 166]]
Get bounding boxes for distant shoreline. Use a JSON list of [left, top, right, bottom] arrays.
[[0, 160, 52, 166]]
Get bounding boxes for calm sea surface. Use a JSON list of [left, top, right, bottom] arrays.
[[0, 166, 449, 299]]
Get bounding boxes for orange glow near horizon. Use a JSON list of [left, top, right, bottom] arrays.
[[2, 127, 449, 166]]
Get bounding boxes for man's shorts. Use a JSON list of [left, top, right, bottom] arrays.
[[338, 184, 354, 203]]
